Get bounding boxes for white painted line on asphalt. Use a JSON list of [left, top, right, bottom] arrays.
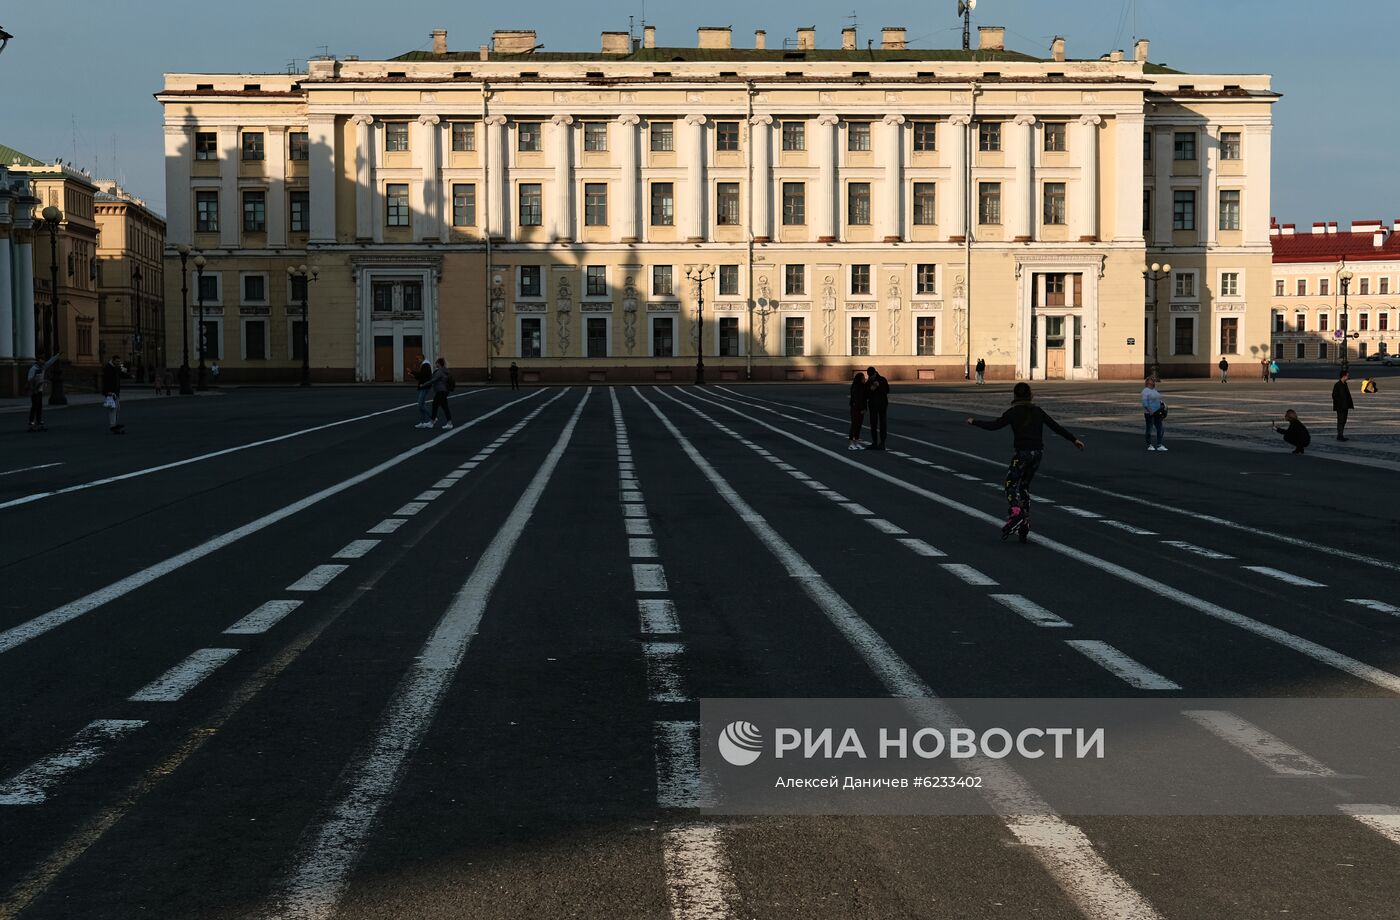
[[817, 490, 851, 502], [1339, 806, 1400, 847], [941, 564, 998, 586], [982, 482, 1001, 489], [1100, 520, 1158, 536], [866, 518, 908, 535], [623, 505, 648, 519], [441, 471, 467, 480], [655, 720, 706, 809], [1058, 505, 1102, 519], [224, 600, 303, 635], [414, 490, 443, 502], [394, 501, 428, 516], [1162, 540, 1235, 560], [634, 564, 669, 593], [663, 823, 740, 920], [1066, 641, 1181, 691], [954, 473, 981, 482], [1243, 566, 1326, 587], [645, 642, 689, 703], [630, 538, 659, 559], [1035, 497, 1056, 505], [639, 599, 681, 635], [0, 720, 147, 805], [272, 389, 590, 920], [898, 538, 946, 557], [621, 490, 645, 503], [619, 463, 635, 472], [432, 478, 458, 489], [801, 480, 828, 490], [991, 594, 1073, 628], [931, 464, 953, 472], [775, 463, 797, 471], [1348, 599, 1400, 615], [333, 540, 381, 560], [129, 648, 241, 702], [366, 518, 406, 535], [620, 478, 641, 489], [839, 503, 875, 517], [0, 461, 63, 478], [1183, 710, 1337, 776], [287, 565, 349, 592], [625, 518, 654, 536], [458, 462, 479, 470], [789, 471, 810, 480]]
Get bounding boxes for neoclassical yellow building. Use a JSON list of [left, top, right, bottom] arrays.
[[159, 24, 1277, 382]]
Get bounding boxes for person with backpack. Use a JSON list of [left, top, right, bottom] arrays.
[[847, 371, 867, 450], [966, 382, 1084, 542], [26, 352, 59, 432], [1218, 357, 1229, 383], [411, 356, 433, 429], [429, 357, 455, 429], [975, 357, 986, 385], [1333, 370, 1355, 441], [1141, 375, 1167, 451], [102, 355, 127, 434], [1274, 410, 1311, 454], [865, 366, 890, 450]]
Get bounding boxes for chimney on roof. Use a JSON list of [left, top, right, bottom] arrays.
[[492, 30, 537, 54], [1134, 38, 1149, 63], [1329, 221, 1339, 234], [1050, 36, 1065, 63], [1312, 222, 1327, 235], [797, 27, 816, 50], [698, 27, 731, 49], [644, 25, 656, 49], [431, 29, 448, 55], [1109, 49, 1124, 62], [842, 27, 857, 51], [754, 29, 766, 49], [602, 31, 630, 54], [978, 26, 1005, 51], [880, 27, 906, 49], [1394, 218, 1400, 234], [479, 44, 489, 61], [1376, 227, 1390, 247], [1270, 225, 1280, 237], [1282, 224, 1296, 235]]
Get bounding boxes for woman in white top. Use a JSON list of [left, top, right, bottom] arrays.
[[1141, 376, 1167, 451]]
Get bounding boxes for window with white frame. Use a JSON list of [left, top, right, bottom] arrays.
[[243, 319, 268, 360], [716, 183, 740, 225], [384, 122, 410, 152], [781, 121, 805, 151], [1173, 271, 1196, 299], [241, 273, 268, 304], [583, 122, 608, 151], [518, 184, 543, 226], [913, 182, 936, 225], [651, 316, 675, 356], [518, 265, 543, 299], [915, 264, 937, 295], [1296, 278, 1307, 296], [1275, 279, 1285, 297], [716, 121, 740, 152], [650, 121, 674, 152], [847, 122, 872, 151], [912, 121, 936, 151], [650, 183, 674, 226], [1218, 189, 1240, 230], [784, 316, 805, 356], [1220, 317, 1239, 355], [849, 315, 871, 356], [652, 265, 673, 297], [1043, 122, 1067, 152], [1294, 311, 1306, 332], [1272, 312, 1284, 333], [1319, 312, 1329, 331], [584, 183, 607, 226], [1172, 316, 1196, 355], [718, 264, 739, 296], [850, 264, 871, 296], [385, 184, 409, 227], [847, 183, 871, 225], [1043, 182, 1066, 225], [518, 317, 543, 357], [1220, 131, 1241, 160], [585, 265, 607, 297], [719, 317, 740, 356], [451, 122, 476, 151], [784, 265, 805, 296], [199, 318, 223, 360], [517, 122, 542, 152], [196, 270, 221, 304], [1219, 271, 1240, 298], [586, 316, 609, 357], [1172, 190, 1196, 231], [916, 316, 937, 356], [1359, 277, 1371, 295], [452, 184, 476, 226]]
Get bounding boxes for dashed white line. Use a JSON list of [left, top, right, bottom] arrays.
[[224, 600, 303, 635], [0, 461, 63, 477], [129, 648, 241, 702], [954, 473, 982, 482], [1243, 566, 1326, 587], [287, 565, 349, 592], [817, 490, 850, 502], [839, 502, 875, 517], [663, 823, 740, 920], [1348, 599, 1400, 615], [1183, 710, 1337, 776], [655, 720, 706, 808], [1065, 641, 1181, 690], [1339, 805, 1400, 847], [333, 540, 381, 560], [625, 518, 654, 536], [394, 502, 429, 517], [432, 478, 459, 489], [414, 490, 443, 502], [366, 518, 407, 535], [866, 518, 908, 535], [623, 505, 648, 518], [898, 538, 946, 557], [630, 538, 660, 558], [634, 564, 669, 593], [991, 594, 1073, 628], [621, 490, 646, 503], [1100, 520, 1158, 536], [940, 564, 998, 586], [1162, 541, 1235, 560], [644, 642, 689, 703], [639, 599, 681, 634], [1058, 505, 1102, 519], [0, 720, 147, 805]]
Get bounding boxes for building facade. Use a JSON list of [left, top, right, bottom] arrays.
[[1270, 220, 1400, 364], [95, 182, 168, 378], [0, 163, 42, 396], [158, 24, 1276, 383]]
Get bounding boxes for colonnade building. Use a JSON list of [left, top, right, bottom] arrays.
[[158, 23, 1277, 383]]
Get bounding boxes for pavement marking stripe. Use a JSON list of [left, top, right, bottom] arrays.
[[1339, 806, 1400, 847], [954, 473, 982, 482], [991, 594, 1073, 628], [1100, 520, 1158, 536], [817, 490, 851, 502], [0, 720, 147, 806], [940, 563, 998, 586], [623, 505, 648, 519], [630, 538, 659, 558], [801, 480, 828, 490], [633, 564, 669, 593], [1243, 566, 1327, 587], [655, 720, 707, 809], [1348, 599, 1400, 615], [432, 478, 459, 489], [366, 518, 407, 535], [272, 390, 591, 920], [224, 600, 303, 635], [394, 502, 429, 516], [1058, 505, 1103, 519], [1183, 710, 1337, 776], [128, 648, 241, 703], [866, 518, 908, 535], [625, 518, 654, 536], [662, 823, 740, 920], [333, 540, 381, 560], [897, 537, 946, 557], [414, 490, 444, 501], [639, 598, 681, 634], [1065, 641, 1181, 691], [0, 462, 63, 478], [441, 471, 467, 480], [287, 565, 349, 592], [644, 642, 689, 703], [458, 462, 479, 470], [840, 502, 875, 516], [621, 490, 646, 503], [1162, 540, 1235, 560]]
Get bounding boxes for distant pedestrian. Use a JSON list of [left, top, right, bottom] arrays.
[[847, 371, 867, 450], [1333, 370, 1354, 441], [1218, 357, 1229, 383], [509, 361, 520, 391], [412, 355, 433, 428], [1260, 358, 1269, 382], [1268, 359, 1279, 383], [967, 382, 1084, 543], [210, 361, 220, 384], [1141, 375, 1167, 451], [975, 357, 986, 385], [429, 357, 455, 429], [26, 352, 59, 432], [865, 366, 889, 450], [1274, 410, 1311, 454], [102, 355, 127, 434]]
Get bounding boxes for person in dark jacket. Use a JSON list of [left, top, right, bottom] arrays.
[[1333, 370, 1355, 441], [26, 353, 59, 432], [412, 356, 433, 429], [967, 382, 1084, 542], [509, 361, 520, 391], [1274, 410, 1311, 454], [847, 372, 867, 450], [101, 356, 127, 434], [975, 357, 986, 385], [429, 357, 454, 429], [1218, 357, 1229, 383], [865, 366, 889, 449]]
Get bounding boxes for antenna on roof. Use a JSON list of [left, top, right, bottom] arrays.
[[957, 0, 978, 51]]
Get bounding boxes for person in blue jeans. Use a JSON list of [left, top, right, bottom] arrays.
[[412, 356, 433, 428], [1141, 375, 1167, 451]]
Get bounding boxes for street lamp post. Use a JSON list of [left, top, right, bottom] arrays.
[[194, 254, 208, 390], [176, 245, 193, 394], [132, 264, 144, 382], [39, 205, 67, 404], [1143, 261, 1172, 380], [686, 264, 714, 385], [287, 264, 318, 387]]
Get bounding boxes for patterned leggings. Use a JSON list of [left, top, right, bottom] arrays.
[[1003, 449, 1043, 512]]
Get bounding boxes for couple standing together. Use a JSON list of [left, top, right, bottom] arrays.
[[411, 355, 455, 429], [847, 367, 890, 450]]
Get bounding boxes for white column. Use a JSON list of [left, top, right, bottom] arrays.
[[163, 125, 193, 246], [1113, 112, 1145, 243], [615, 114, 640, 242], [1153, 128, 1173, 246], [749, 115, 773, 241], [217, 126, 239, 248], [683, 114, 707, 241], [1244, 124, 1272, 246], [484, 115, 508, 239], [0, 227, 13, 360], [351, 115, 375, 241], [944, 115, 970, 240], [815, 114, 840, 241], [1077, 115, 1102, 242], [308, 114, 337, 244], [1204, 125, 1219, 246], [14, 223, 35, 359], [1012, 115, 1036, 241], [267, 126, 288, 248], [414, 114, 442, 241], [437, 122, 451, 242], [551, 114, 575, 241], [880, 114, 905, 241]]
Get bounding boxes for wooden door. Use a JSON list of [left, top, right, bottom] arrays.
[[373, 336, 394, 382], [1046, 347, 1066, 379]]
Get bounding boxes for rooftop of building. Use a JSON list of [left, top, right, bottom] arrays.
[[0, 143, 45, 169], [1272, 220, 1400, 264]]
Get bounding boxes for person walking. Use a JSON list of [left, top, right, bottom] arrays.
[[1260, 358, 1269, 382], [966, 382, 1084, 543], [1268, 359, 1279, 383], [509, 361, 520, 391], [865, 366, 889, 450], [975, 357, 986, 385], [429, 357, 455, 429], [1333, 370, 1354, 441], [1141, 375, 1167, 451], [26, 352, 59, 432], [102, 355, 127, 434], [411, 355, 433, 428], [210, 361, 220, 385], [1218, 357, 1229, 383], [847, 371, 867, 450], [1274, 410, 1311, 454]]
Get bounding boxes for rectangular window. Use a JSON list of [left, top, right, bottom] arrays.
[[1320, 313, 1329, 331], [1297, 279, 1307, 296], [290, 320, 307, 359], [1144, 130, 1152, 160], [517, 122, 542, 152], [1275, 279, 1285, 297], [1219, 189, 1241, 231], [1320, 279, 1330, 296], [384, 122, 409, 152], [850, 316, 871, 356], [451, 122, 476, 152], [289, 132, 310, 161], [290, 274, 308, 303], [518, 183, 543, 226], [1043, 182, 1066, 225], [289, 190, 310, 232], [519, 318, 543, 358], [1143, 190, 1152, 233], [586, 317, 609, 358], [652, 317, 675, 357], [452, 183, 476, 226], [782, 182, 805, 225], [1043, 122, 1067, 152], [1172, 190, 1196, 231], [916, 316, 937, 356], [197, 273, 219, 303], [584, 183, 608, 226], [76, 322, 92, 357], [373, 281, 394, 313], [1173, 132, 1196, 160], [653, 265, 673, 297], [1294, 341, 1305, 359], [1382, 278, 1391, 295], [385, 184, 410, 227], [850, 264, 871, 296], [978, 121, 1001, 152], [1174, 272, 1196, 299], [519, 266, 542, 298], [1381, 312, 1390, 331], [912, 121, 936, 151], [716, 182, 740, 225], [782, 121, 805, 151], [195, 132, 217, 160], [1360, 312, 1370, 331], [847, 122, 872, 152], [1173, 317, 1195, 355], [847, 182, 871, 225], [784, 317, 805, 357], [719, 317, 739, 356], [200, 320, 221, 359], [196, 191, 219, 232], [1295, 312, 1306, 332], [586, 266, 607, 297], [1220, 272, 1240, 297], [718, 265, 739, 296], [716, 121, 740, 152], [242, 274, 265, 303], [1220, 131, 1241, 160], [244, 321, 267, 360], [1360, 277, 1371, 295], [242, 191, 266, 232], [916, 264, 937, 295], [785, 264, 806, 296], [650, 182, 674, 226], [241, 131, 264, 160], [1046, 274, 1066, 306], [1220, 317, 1239, 355], [913, 182, 936, 225], [1317, 342, 1329, 360], [978, 182, 1002, 225], [1273, 312, 1285, 334], [650, 121, 674, 152], [583, 122, 608, 151]]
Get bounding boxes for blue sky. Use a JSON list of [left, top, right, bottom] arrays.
[[4, 0, 1395, 223]]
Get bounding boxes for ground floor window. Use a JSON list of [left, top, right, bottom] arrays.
[[519, 317, 543, 358], [652, 317, 675, 357], [1317, 342, 1328, 360], [244, 320, 267, 360], [1359, 341, 1368, 359], [76, 321, 94, 357], [586, 317, 609, 358], [718, 317, 739, 356], [1072, 315, 1083, 368], [784, 317, 805, 357], [1294, 341, 1304, 359], [850, 316, 870, 356], [1220, 317, 1239, 355], [200, 319, 222, 360], [916, 316, 936, 356], [1173, 317, 1195, 356]]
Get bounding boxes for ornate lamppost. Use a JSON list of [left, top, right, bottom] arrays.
[[1143, 261, 1172, 380], [194, 253, 208, 390], [686, 263, 714, 385], [38, 205, 67, 404], [132, 264, 144, 381], [1337, 268, 1359, 374], [176, 244, 193, 394], [287, 263, 318, 386]]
